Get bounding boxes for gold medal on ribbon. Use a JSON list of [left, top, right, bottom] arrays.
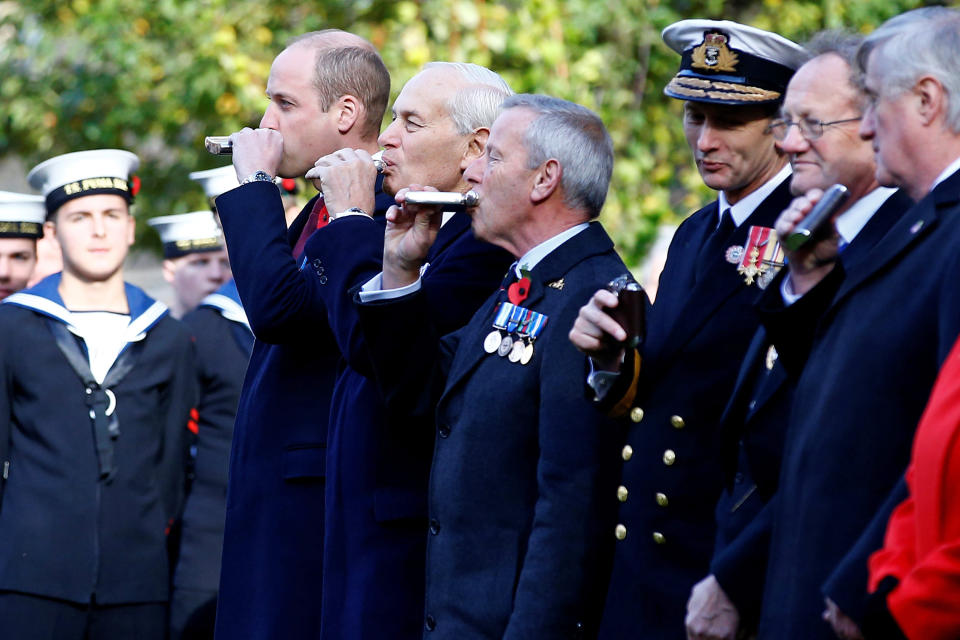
[[520, 341, 534, 365], [736, 226, 784, 287]]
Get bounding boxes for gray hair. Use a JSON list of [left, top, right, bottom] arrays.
[[503, 94, 613, 219], [287, 30, 391, 139], [855, 7, 960, 132], [803, 30, 866, 109], [422, 62, 514, 133]]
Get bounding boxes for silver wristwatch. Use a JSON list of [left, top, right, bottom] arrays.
[[242, 170, 275, 185]]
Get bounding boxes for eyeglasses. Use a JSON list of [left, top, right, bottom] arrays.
[[767, 116, 862, 141]]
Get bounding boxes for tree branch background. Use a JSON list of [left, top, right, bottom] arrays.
[[0, 0, 940, 262]]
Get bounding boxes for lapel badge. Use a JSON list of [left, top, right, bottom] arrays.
[[691, 31, 739, 73], [735, 225, 784, 289], [765, 344, 778, 371], [910, 220, 924, 234], [547, 278, 564, 290]]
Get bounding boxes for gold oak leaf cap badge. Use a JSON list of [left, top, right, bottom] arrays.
[[661, 19, 807, 107]]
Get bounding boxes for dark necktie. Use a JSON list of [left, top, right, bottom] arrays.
[[292, 196, 329, 260], [697, 208, 735, 280]]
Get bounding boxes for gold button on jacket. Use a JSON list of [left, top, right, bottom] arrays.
[[630, 407, 644, 423], [621, 444, 633, 461], [652, 531, 666, 545], [662, 449, 676, 465], [615, 524, 627, 540], [617, 486, 629, 502], [655, 492, 669, 507], [670, 415, 685, 429]]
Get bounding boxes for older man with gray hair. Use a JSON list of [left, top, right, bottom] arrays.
[[351, 93, 627, 638], [751, 6, 960, 639], [299, 61, 514, 638]]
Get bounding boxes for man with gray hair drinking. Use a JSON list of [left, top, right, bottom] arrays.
[[352, 94, 627, 638]]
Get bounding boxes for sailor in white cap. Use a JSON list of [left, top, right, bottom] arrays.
[[190, 164, 301, 223], [148, 211, 231, 318], [0, 149, 196, 639], [0, 191, 46, 298], [189, 165, 240, 209], [569, 19, 806, 639]]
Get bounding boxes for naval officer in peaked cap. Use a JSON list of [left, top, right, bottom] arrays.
[[0, 191, 46, 299], [0, 149, 196, 640], [570, 19, 806, 639]]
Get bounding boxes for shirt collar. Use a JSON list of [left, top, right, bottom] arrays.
[[931, 155, 960, 191], [514, 222, 591, 276], [834, 186, 898, 244], [718, 164, 793, 228]]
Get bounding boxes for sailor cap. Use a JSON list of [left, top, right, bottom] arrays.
[[147, 210, 224, 259], [27, 149, 140, 215], [0, 191, 47, 238]]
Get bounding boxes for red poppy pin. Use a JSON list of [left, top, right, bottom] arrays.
[[508, 277, 531, 305], [130, 175, 141, 197]]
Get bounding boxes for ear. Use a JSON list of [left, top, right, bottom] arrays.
[[915, 75, 946, 127], [333, 94, 364, 135], [42, 220, 57, 242], [530, 158, 562, 205], [126, 213, 136, 247], [459, 127, 490, 171], [161, 259, 176, 284]]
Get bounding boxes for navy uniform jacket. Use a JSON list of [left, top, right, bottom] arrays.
[[0, 275, 195, 604], [596, 178, 793, 639], [755, 171, 960, 639], [305, 211, 511, 638], [174, 280, 252, 598], [357, 222, 626, 639], [709, 191, 910, 629], [214, 180, 394, 640]]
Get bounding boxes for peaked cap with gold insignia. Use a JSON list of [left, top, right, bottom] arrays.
[[662, 19, 807, 106]]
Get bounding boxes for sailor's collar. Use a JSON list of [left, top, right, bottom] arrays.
[[4, 273, 168, 341], [200, 279, 249, 329]]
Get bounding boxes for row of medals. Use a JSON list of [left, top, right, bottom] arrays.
[[482, 301, 546, 366], [484, 329, 535, 364]]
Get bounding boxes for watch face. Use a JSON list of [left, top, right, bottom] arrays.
[[254, 171, 272, 181]]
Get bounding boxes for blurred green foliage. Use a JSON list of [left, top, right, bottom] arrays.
[[0, 0, 944, 261]]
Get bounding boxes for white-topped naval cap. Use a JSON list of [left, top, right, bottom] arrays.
[[663, 20, 807, 67], [662, 19, 807, 106], [189, 165, 240, 200], [0, 191, 47, 238], [27, 149, 140, 213], [147, 210, 224, 258]]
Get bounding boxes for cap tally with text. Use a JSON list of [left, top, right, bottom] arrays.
[[27, 149, 140, 215], [189, 165, 240, 201], [662, 20, 806, 106], [0, 191, 47, 238], [148, 211, 224, 259]]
